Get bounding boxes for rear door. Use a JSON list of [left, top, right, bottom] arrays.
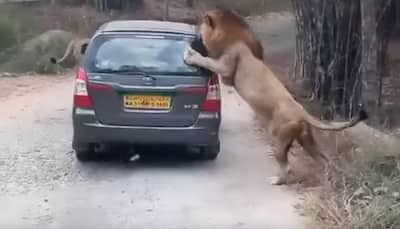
[[84, 32, 211, 127]]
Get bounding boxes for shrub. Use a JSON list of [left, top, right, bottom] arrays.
[[302, 152, 400, 229], [200, 0, 291, 16], [0, 18, 18, 53], [0, 30, 74, 74], [0, 6, 39, 53]]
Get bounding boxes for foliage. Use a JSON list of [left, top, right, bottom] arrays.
[[200, 0, 291, 16], [0, 30, 74, 74], [0, 6, 39, 53], [302, 153, 400, 229]]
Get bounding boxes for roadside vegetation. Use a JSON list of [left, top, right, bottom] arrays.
[[0, 6, 39, 53], [0, 3, 112, 73], [301, 151, 400, 229], [291, 0, 400, 228]]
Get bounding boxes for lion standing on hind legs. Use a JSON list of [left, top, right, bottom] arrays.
[[184, 9, 368, 185]]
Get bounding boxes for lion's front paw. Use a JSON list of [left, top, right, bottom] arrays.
[[183, 46, 202, 65], [268, 176, 288, 186]]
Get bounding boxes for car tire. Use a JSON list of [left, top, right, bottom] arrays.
[[200, 143, 220, 160], [75, 149, 96, 162], [73, 142, 97, 162]]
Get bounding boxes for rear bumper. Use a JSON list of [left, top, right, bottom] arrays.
[[72, 108, 221, 147]]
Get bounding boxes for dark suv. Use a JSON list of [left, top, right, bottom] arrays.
[[72, 20, 221, 161]]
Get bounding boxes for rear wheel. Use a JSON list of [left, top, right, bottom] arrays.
[[73, 142, 98, 162], [199, 143, 220, 160], [75, 148, 97, 162]]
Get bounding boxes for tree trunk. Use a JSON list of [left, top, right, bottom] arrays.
[[291, 0, 363, 119], [94, 0, 108, 12], [360, 0, 380, 124], [163, 0, 170, 21], [185, 0, 194, 8], [376, 0, 397, 106]]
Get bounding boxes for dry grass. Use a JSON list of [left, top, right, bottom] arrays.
[[0, 30, 74, 74], [35, 3, 158, 37], [301, 151, 400, 229], [0, 6, 39, 52], [254, 112, 400, 228], [37, 5, 111, 38], [199, 0, 291, 16]]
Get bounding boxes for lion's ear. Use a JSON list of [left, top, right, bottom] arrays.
[[204, 14, 214, 29]]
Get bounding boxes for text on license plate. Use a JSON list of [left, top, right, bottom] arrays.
[[123, 95, 171, 109]]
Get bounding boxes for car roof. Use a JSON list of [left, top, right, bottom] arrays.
[[97, 20, 197, 35]]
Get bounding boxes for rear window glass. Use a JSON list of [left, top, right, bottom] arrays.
[[85, 34, 204, 75]]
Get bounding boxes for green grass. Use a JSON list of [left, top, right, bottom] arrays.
[[0, 6, 40, 53], [0, 5, 79, 74], [302, 153, 400, 229], [0, 30, 74, 74]]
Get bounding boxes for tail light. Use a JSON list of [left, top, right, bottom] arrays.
[[73, 68, 93, 108], [201, 73, 221, 112]]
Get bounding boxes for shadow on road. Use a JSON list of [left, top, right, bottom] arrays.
[[79, 145, 216, 170]]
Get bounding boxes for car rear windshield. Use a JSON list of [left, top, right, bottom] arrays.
[[84, 33, 205, 75]]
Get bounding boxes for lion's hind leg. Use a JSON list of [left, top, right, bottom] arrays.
[[269, 122, 301, 185], [296, 123, 328, 165]]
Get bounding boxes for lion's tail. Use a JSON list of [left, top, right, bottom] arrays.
[[302, 106, 368, 131], [50, 40, 75, 65]]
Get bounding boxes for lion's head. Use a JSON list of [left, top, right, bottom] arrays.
[[198, 9, 263, 60]]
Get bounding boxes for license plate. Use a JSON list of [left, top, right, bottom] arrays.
[[123, 95, 171, 109]]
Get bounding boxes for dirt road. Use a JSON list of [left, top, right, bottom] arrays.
[[0, 74, 304, 229]]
